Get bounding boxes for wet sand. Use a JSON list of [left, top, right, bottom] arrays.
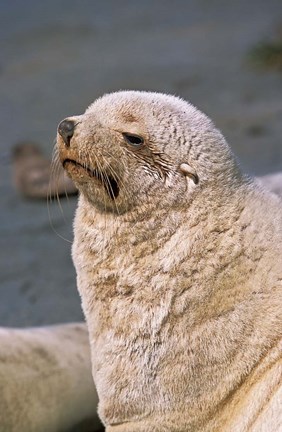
[[0, 0, 281, 326]]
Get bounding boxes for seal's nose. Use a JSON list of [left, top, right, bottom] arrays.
[[58, 119, 75, 147]]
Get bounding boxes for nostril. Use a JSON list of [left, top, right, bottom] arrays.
[[58, 119, 75, 147]]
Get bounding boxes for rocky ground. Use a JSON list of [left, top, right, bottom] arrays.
[[0, 0, 282, 327]]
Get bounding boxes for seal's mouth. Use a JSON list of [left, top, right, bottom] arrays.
[[63, 159, 119, 199]]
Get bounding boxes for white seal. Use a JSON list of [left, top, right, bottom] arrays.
[[56, 91, 282, 432]]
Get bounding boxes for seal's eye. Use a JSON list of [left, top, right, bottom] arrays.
[[123, 133, 144, 147]]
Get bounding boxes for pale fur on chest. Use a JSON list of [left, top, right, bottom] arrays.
[[73, 188, 282, 431]]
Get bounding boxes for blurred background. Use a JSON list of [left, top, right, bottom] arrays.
[[0, 0, 282, 327]]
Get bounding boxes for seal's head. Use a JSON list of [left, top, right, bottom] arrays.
[[57, 91, 241, 214]]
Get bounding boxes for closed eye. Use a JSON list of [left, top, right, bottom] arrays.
[[122, 133, 144, 147]]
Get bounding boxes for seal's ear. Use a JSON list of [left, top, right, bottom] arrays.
[[179, 163, 199, 185]]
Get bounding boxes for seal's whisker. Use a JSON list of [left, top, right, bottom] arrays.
[[47, 143, 71, 243], [102, 149, 132, 213], [88, 152, 110, 257], [49, 145, 60, 204], [97, 157, 111, 255], [101, 160, 140, 241], [53, 157, 66, 219], [50, 144, 65, 204], [49, 152, 61, 206], [94, 154, 115, 215], [98, 164, 121, 252]]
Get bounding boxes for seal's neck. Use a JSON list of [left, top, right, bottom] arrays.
[[75, 176, 246, 261], [73, 183, 281, 430]]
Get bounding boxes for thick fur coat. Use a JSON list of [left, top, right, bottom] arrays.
[[58, 91, 282, 432]]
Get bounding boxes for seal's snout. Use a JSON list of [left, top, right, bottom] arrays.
[[58, 119, 75, 147]]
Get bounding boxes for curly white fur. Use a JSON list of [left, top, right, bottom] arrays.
[[56, 91, 282, 432]]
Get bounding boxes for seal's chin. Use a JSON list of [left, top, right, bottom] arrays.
[[62, 159, 119, 199]]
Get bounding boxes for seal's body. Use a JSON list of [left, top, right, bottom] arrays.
[[259, 172, 282, 197], [0, 323, 101, 432], [57, 91, 282, 431]]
